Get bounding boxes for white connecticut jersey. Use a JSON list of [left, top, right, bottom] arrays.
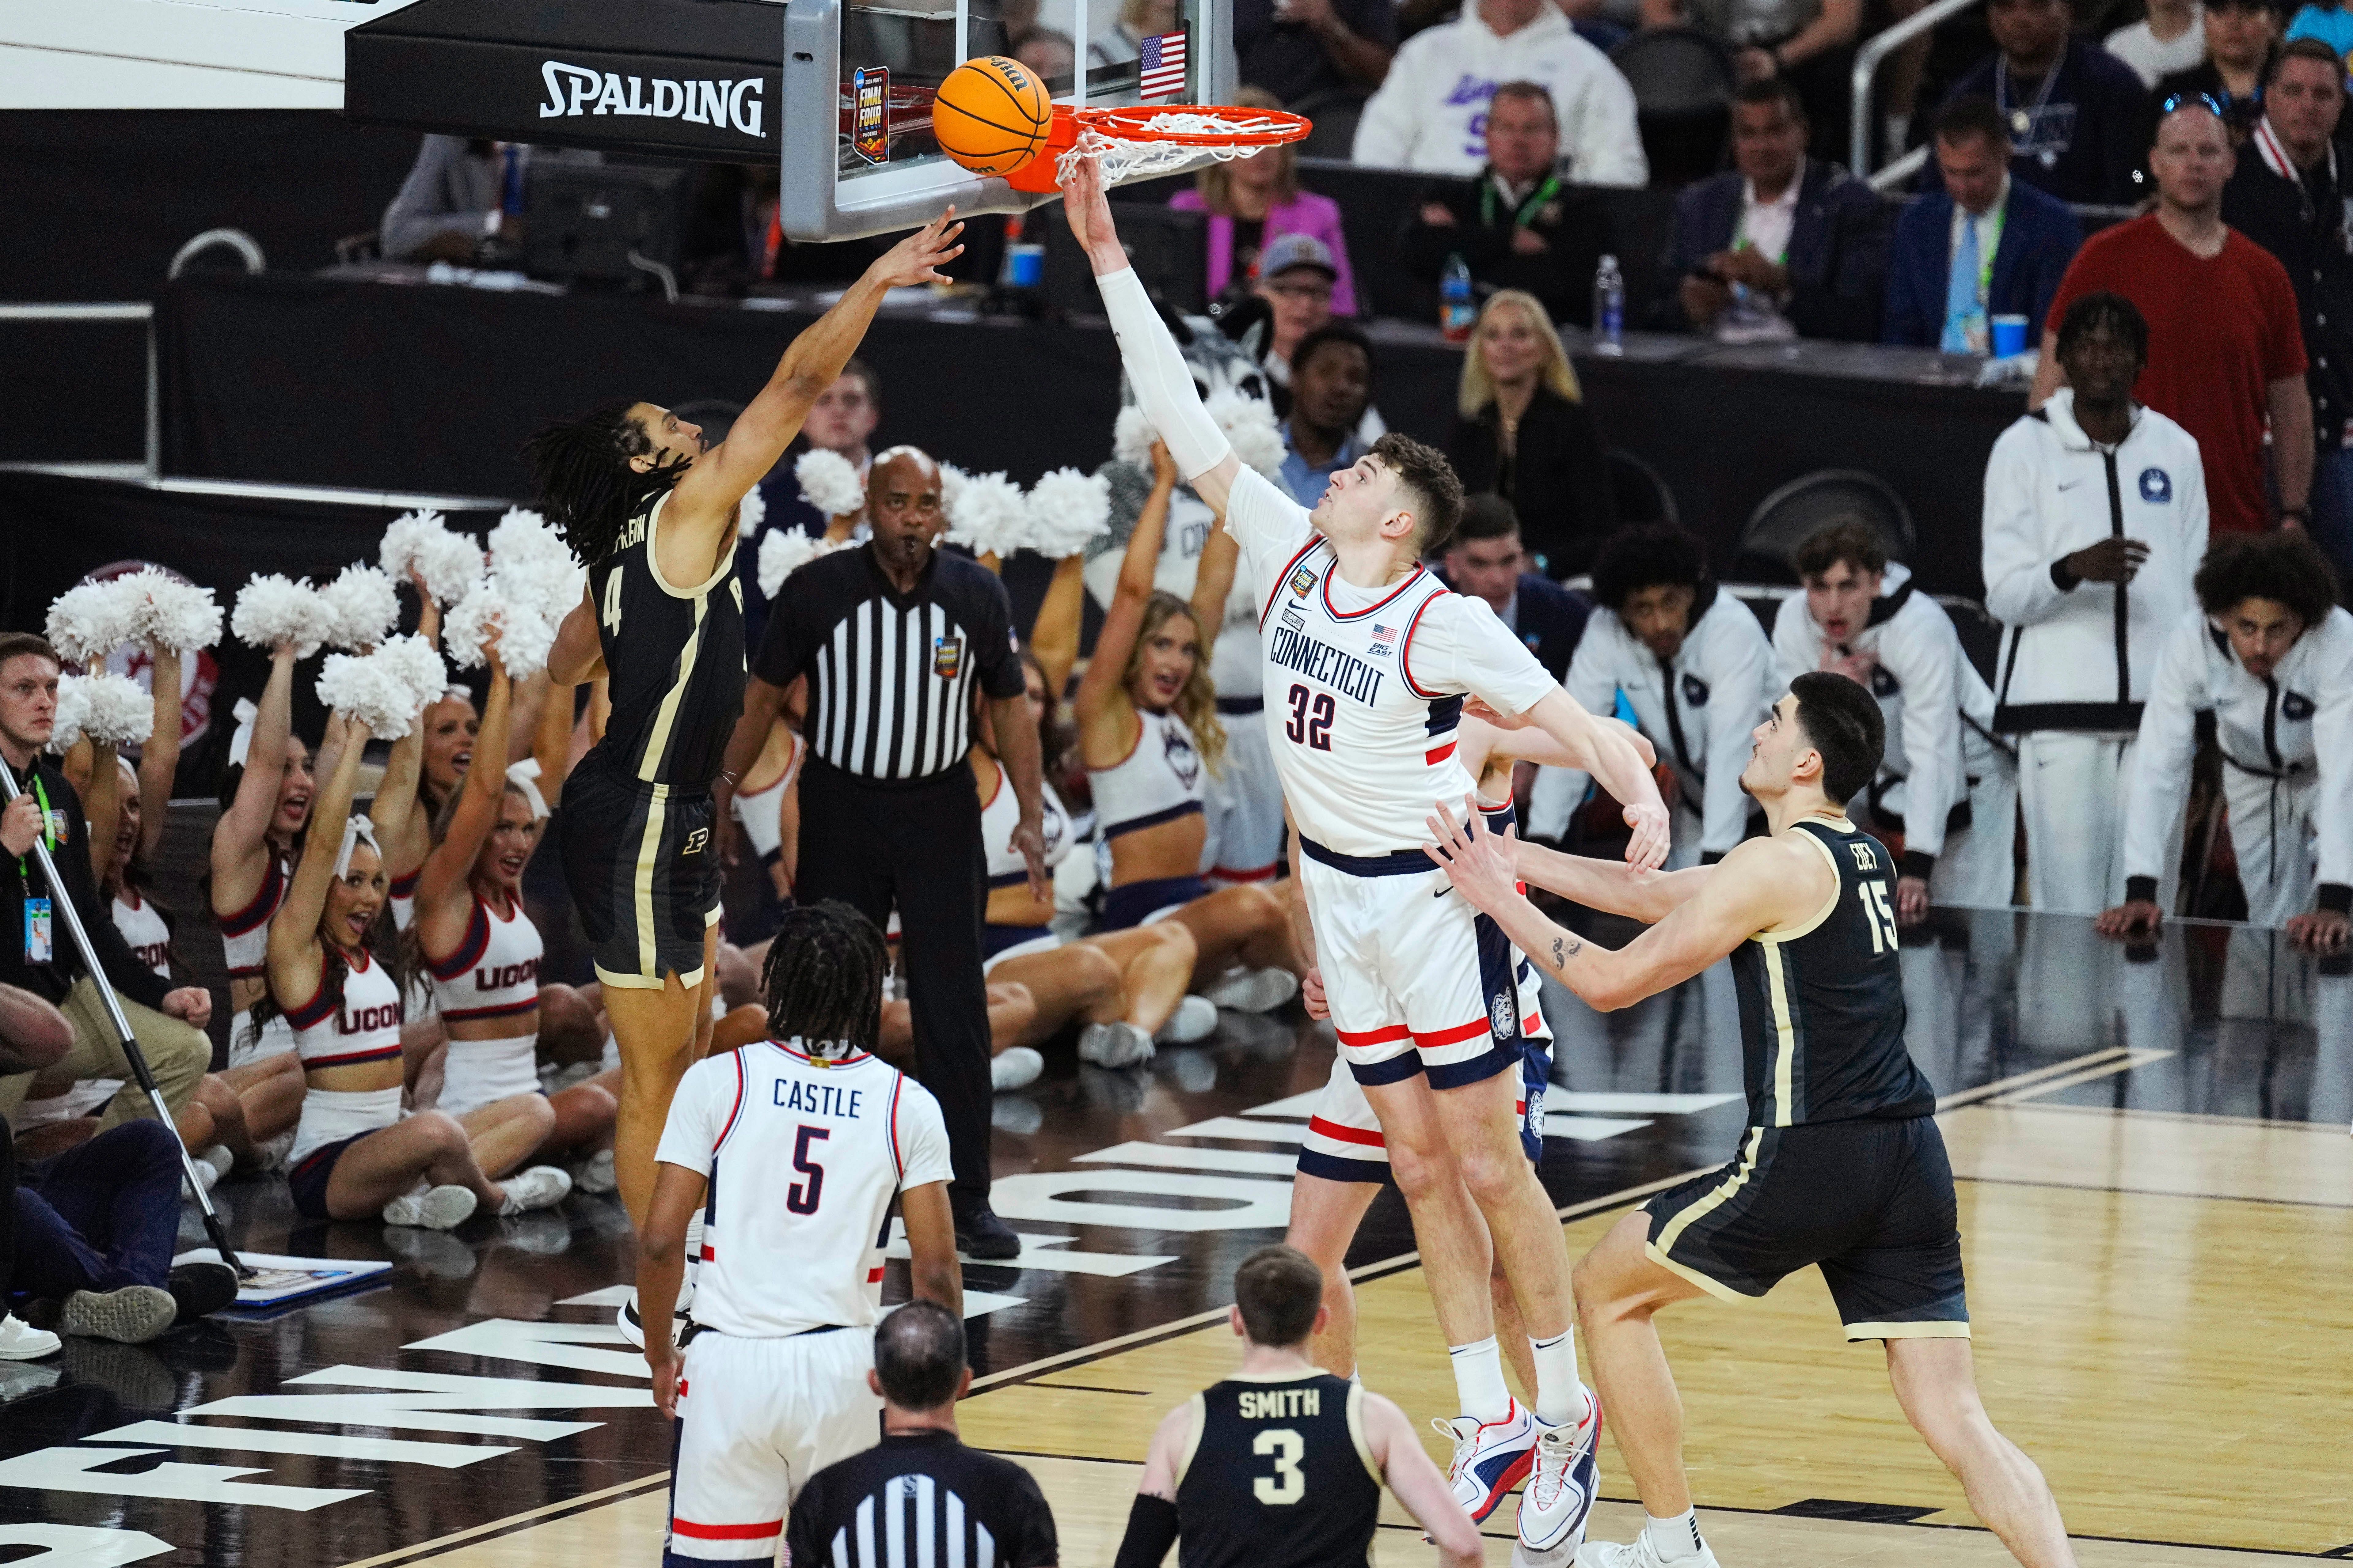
[[655, 1038, 952, 1339], [1225, 468, 1559, 856]]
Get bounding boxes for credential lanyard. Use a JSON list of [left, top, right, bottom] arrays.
[[14, 772, 54, 880], [1482, 173, 1562, 230]]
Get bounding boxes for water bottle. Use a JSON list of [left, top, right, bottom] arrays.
[[1439, 254, 1476, 343], [1592, 253, 1625, 356]]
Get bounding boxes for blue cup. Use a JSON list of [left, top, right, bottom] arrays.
[[1990, 313, 2029, 358], [1006, 243, 1045, 289]]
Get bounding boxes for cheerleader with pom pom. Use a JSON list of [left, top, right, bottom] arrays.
[[211, 644, 320, 1077]]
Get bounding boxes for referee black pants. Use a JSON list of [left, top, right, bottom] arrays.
[[796, 755, 993, 1205]]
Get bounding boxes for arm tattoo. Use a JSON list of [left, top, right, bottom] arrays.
[[1550, 934, 1580, 970]]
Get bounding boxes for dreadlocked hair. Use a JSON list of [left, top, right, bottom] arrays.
[[760, 900, 888, 1059], [522, 396, 689, 567]]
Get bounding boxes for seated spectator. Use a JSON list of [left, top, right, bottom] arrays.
[[13, 1119, 239, 1343], [1090, 0, 1177, 70], [1276, 323, 1378, 506], [1666, 80, 1891, 342], [1444, 290, 1617, 578], [1938, 0, 2146, 205], [2221, 39, 2353, 580], [1171, 91, 1359, 318], [1396, 81, 1614, 326], [1437, 495, 1594, 680], [379, 136, 601, 266], [1233, 0, 1395, 105], [2284, 0, 2352, 67], [1639, 0, 1864, 162], [2108, 0, 2207, 85], [0, 981, 75, 1360], [1883, 95, 2082, 350], [1253, 235, 1350, 400], [2146, 0, 2281, 150], [1015, 27, 1077, 87], [1352, 0, 1648, 185]]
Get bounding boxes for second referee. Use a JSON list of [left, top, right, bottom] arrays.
[[720, 446, 1046, 1259]]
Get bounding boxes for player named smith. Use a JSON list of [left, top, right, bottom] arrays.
[[1063, 153, 1670, 1559], [538, 211, 963, 1344], [1424, 672, 2078, 1568]]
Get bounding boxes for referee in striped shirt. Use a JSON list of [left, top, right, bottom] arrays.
[[719, 446, 1047, 1259]]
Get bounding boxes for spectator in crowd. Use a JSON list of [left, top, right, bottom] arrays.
[[1666, 80, 1891, 342], [1443, 290, 1618, 578], [1638, 0, 1864, 162], [1773, 520, 2018, 914], [1015, 28, 1077, 84], [1171, 90, 1359, 319], [1233, 0, 1395, 104], [379, 136, 601, 265], [748, 361, 882, 650], [0, 636, 211, 1139], [2222, 39, 2353, 581], [1091, 0, 1178, 70], [1884, 95, 2083, 351], [1988, 293, 2209, 915], [2147, 0, 2281, 147], [1396, 81, 1614, 326], [13, 1118, 240, 1342], [2035, 96, 2312, 536], [1352, 0, 1648, 184], [2284, 0, 2353, 66], [2099, 531, 2352, 947], [0, 982, 74, 1360], [1939, 0, 2146, 205], [1251, 235, 1352, 403], [1275, 323, 1377, 506], [1528, 524, 1776, 864], [2108, 0, 2207, 85], [1436, 495, 1594, 680]]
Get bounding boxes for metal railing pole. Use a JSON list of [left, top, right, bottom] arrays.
[[1849, 0, 1985, 176]]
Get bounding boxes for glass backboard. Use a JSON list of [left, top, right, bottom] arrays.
[[778, 0, 1229, 240]]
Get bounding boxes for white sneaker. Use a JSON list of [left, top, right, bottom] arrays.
[[1202, 967, 1298, 1013], [0, 1314, 60, 1361], [991, 1046, 1045, 1091], [1518, 1387, 1602, 1553], [1434, 1398, 1539, 1523], [1077, 1020, 1154, 1069], [571, 1149, 618, 1195], [1155, 994, 1219, 1043], [1575, 1523, 1720, 1568], [383, 1184, 479, 1229], [496, 1165, 573, 1215], [615, 1287, 693, 1350], [188, 1145, 234, 1196]]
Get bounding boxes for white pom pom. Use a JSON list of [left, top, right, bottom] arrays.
[[47, 578, 147, 670], [939, 464, 969, 515], [46, 675, 90, 755], [381, 508, 483, 604], [796, 449, 867, 518], [319, 564, 401, 652], [442, 582, 558, 681], [376, 633, 448, 713], [757, 530, 851, 598], [1022, 468, 1113, 559], [736, 485, 767, 541], [1206, 389, 1287, 481], [1112, 406, 1157, 470], [487, 508, 587, 636], [317, 647, 425, 740], [76, 672, 153, 747], [232, 574, 335, 659], [946, 470, 1028, 559], [487, 506, 571, 571], [116, 569, 222, 654]]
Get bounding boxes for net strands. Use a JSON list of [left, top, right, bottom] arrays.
[[1055, 110, 1308, 184]]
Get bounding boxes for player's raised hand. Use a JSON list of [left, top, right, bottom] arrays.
[[1621, 798, 1671, 872], [872, 208, 965, 289], [1059, 153, 1125, 271], [1424, 795, 1520, 913]]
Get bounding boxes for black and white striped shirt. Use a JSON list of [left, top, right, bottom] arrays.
[[755, 545, 1024, 782], [786, 1431, 1059, 1568]]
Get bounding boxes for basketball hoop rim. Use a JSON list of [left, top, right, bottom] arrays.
[[1059, 105, 1311, 147]]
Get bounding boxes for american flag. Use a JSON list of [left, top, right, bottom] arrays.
[[1370, 623, 1397, 643], [1139, 30, 1187, 98]]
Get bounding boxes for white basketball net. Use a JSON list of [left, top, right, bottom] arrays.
[[1055, 113, 1291, 184]]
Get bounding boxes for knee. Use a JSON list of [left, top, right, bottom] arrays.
[[1073, 945, 1122, 996], [1455, 1142, 1526, 1206], [408, 1110, 470, 1153], [1149, 920, 1199, 967], [157, 1017, 211, 1074], [1236, 885, 1285, 933], [521, 1093, 558, 1138], [568, 1083, 619, 1128], [1384, 1138, 1454, 1200]]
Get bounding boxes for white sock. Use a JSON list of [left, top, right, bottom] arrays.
[[1529, 1330, 1582, 1426], [1448, 1336, 1512, 1424], [1643, 1509, 1706, 1563]]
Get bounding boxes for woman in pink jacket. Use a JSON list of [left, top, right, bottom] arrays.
[[1168, 87, 1358, 318]]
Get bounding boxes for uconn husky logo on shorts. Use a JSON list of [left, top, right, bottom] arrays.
[[1489, 985, 1518, 1040], [1163, 722, 1202, 790]]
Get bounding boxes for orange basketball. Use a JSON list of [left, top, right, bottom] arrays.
[[931, 55, 1054, 176]]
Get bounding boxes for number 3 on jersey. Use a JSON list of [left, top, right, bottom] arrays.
[[601, 570, 625, 636], [1284, 683, 1333, 751], [1858, 880, 1900, 953], [1252, 1428, 1305, 1505]]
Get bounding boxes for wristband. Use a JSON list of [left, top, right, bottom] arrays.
[[2123, 875, 2159, 905], [2318, 882, 2352, 915], [1897, 849, 1935, 883]]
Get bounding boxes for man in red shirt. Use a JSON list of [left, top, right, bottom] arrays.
[[2032, 96, 2312, 534]]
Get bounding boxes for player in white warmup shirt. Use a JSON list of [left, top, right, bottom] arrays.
[[640, 901, 963, 1565], [1063, 155, 1671, 1559]]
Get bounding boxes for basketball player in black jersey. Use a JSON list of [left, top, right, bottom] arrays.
[[1113, 1245, 1481, 1568], [537, 212, 964, 1267], [1425, 672, 2077, 1568]]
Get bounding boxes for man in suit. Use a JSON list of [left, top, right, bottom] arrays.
[[1884, 95, 2083, 350], [1437, 495, 1592, 680], [1665, 79, 1891, 341], [379, 135, 602, 264]]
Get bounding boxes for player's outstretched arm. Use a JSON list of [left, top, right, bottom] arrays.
[[1061, 154, 1241, 515], [1111, 1404, 1190, 1568], [1511, 837, 1714, 925], [900, 1180, 964, 1318], [1520, 689, 1672, 870], [639, 1160, 707, 1417], [1359, 1391, 1481, 1568]]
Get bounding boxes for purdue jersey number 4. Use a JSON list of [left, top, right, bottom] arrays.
[[588, 491, 747, 790]]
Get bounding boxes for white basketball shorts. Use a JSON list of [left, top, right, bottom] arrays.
[[664, 1325, 880, 1565], [1297, 838, 1528, 1091]]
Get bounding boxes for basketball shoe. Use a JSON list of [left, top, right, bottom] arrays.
[[1575, 1519, 1720, 1568], [1434, 1397, 1540, 1521], [1518, 1385, 1602, 1552]]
